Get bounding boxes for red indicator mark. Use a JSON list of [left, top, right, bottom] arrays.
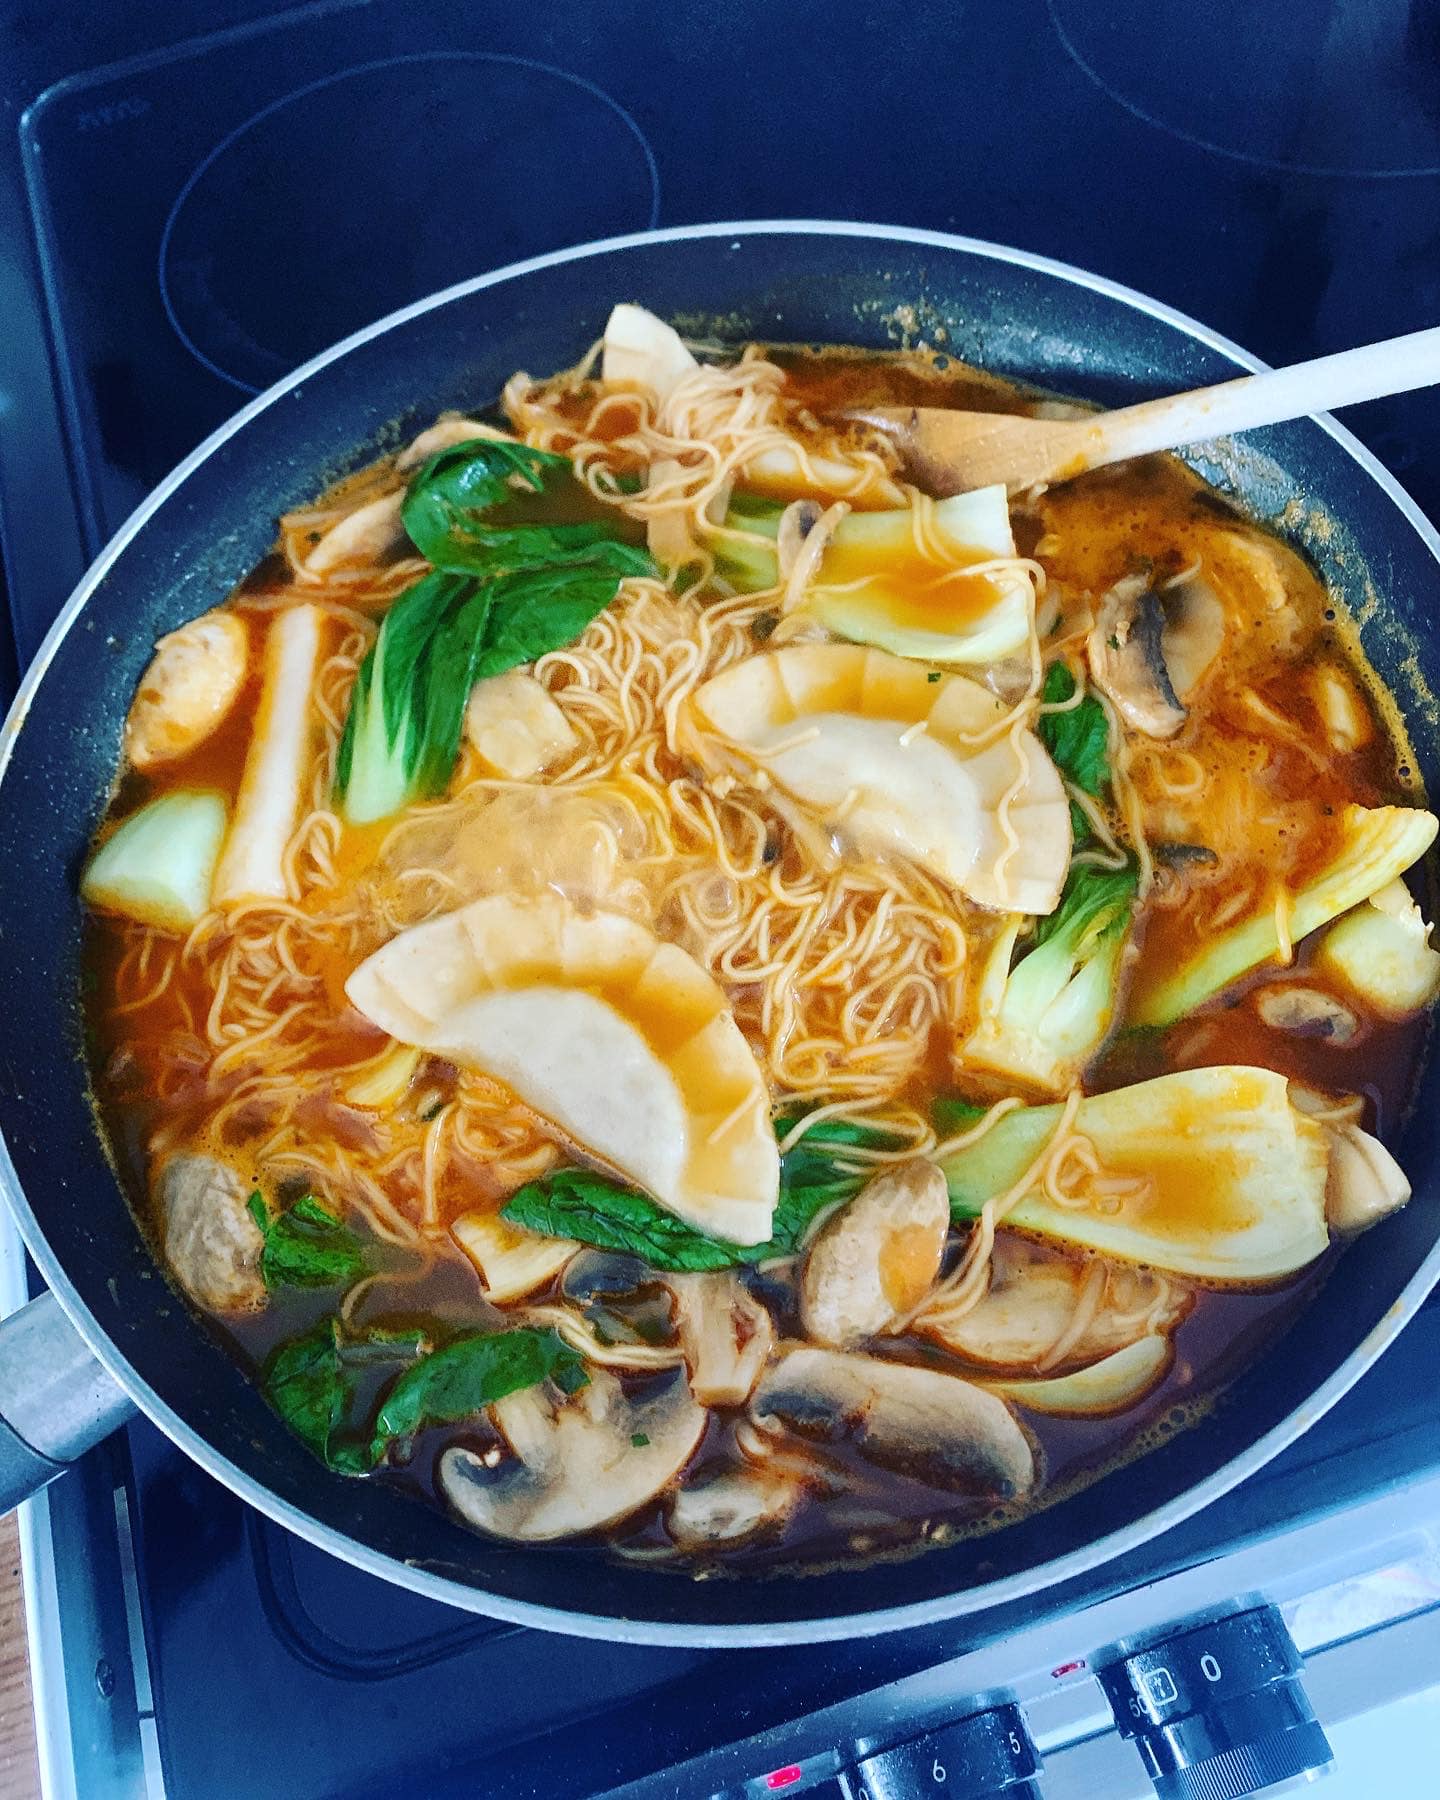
[[1051, 1658, 1087, 1679], [764, 1767, 804, 1790]]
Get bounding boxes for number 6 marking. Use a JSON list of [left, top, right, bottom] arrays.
[[932, 1758, 946, 1783]]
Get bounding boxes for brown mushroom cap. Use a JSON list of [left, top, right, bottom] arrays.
[[1087, 574, 1187, 739], [438, 1368, 705, 1543], [751, 1345, 1035, 1500]]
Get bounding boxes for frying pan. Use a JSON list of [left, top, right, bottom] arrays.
[[1, 221, 1438, 1648]]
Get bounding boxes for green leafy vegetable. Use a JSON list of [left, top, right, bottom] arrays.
[[335, 440, 655, 823], [247, 1192, 367, 1291], [503, 1167, 742, 1272], [940, 1065, 1331, 1282], [366, 1327, 587, 1466], [502, 1116, 904, 1271], [262, 1319, 584, 1474], [1037, 662, 1110, 841], [402, 440, 596, 564], [933, 1096, 988, 1136], [262, 1317, 375, 1472], [961, 861, 1139, 1095]]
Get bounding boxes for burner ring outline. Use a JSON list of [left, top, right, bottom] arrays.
[[158, 50, 662, 394], [1046, 0, 1440, 181]]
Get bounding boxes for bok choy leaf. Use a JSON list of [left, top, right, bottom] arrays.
[[334, 440, 655, 823], [1037, 661, 1110, 843]]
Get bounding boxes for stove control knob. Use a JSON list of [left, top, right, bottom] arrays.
[[1095, 1603, 1332, 1799], [850, 1700, 1041, 1799]]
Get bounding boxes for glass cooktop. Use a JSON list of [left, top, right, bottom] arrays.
[[2, 2, 1440, 1795]]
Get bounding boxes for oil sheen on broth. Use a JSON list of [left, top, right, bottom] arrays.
[[80, 306, 1439, 1574]]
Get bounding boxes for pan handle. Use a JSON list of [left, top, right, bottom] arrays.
[[0, 1292, 137, 1512]]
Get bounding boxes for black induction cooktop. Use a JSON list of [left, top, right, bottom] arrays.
[[3, 3, 1440, 1796]]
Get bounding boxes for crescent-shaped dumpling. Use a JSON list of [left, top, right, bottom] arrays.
[[685, 644, 1070, 914], [345, 893, 779, 1246]]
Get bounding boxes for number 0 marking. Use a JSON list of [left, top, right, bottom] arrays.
[[932, 1758, 946, 1783], [1201, 1653, 1223, 1683]]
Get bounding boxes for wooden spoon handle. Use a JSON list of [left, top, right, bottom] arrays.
[[1094, 325, 1440, 467]]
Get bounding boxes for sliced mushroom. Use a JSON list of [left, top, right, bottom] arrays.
[[775, 499, 826, 576], [438, 1367, 705, 1542], [560, 1250, 678, 1349], [1162, 574, 1226, 701], [915, 1237, 1188, 1372], [303, 489, 406, 576], [157, 1153, 265, 1314], [1255, 984, 1361, 1044], [666, 1465, 801, 1552], [800, 1160, 949, 1349], [670, 1272, 775, 1406], [124, 611, 249, 771], [396, 416, 512, 472], [1087, 573, 1187, 738], [751, 1346, 1034, 1500], [980, 1334, 1172, 1417], [1324, 1122, 1410, 1233]]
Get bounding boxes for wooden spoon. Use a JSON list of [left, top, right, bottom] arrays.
[[845, 324, 1440, 493]]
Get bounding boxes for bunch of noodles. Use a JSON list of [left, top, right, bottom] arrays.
[[99, 340, 1105, 1256]]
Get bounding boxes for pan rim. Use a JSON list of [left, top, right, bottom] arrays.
[[4, 216, 1440, 1647]]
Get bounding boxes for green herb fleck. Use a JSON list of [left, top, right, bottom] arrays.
[[631, 1433, 650, 1449]]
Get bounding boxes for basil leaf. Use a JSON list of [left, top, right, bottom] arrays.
[[503, 1168, 743, 1273], [262, 1317, 363, 1469], [247, 1192, 367, 1291], [263, 1320, 581, 1473], [368, 1327, 587, 1466], [503, 1116, 906, 1272], [1037, 661, 1110, 841]]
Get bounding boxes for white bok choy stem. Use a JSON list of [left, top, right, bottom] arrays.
[[941, 1066, 1333, 1284], [212, 603, 323, 905]]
